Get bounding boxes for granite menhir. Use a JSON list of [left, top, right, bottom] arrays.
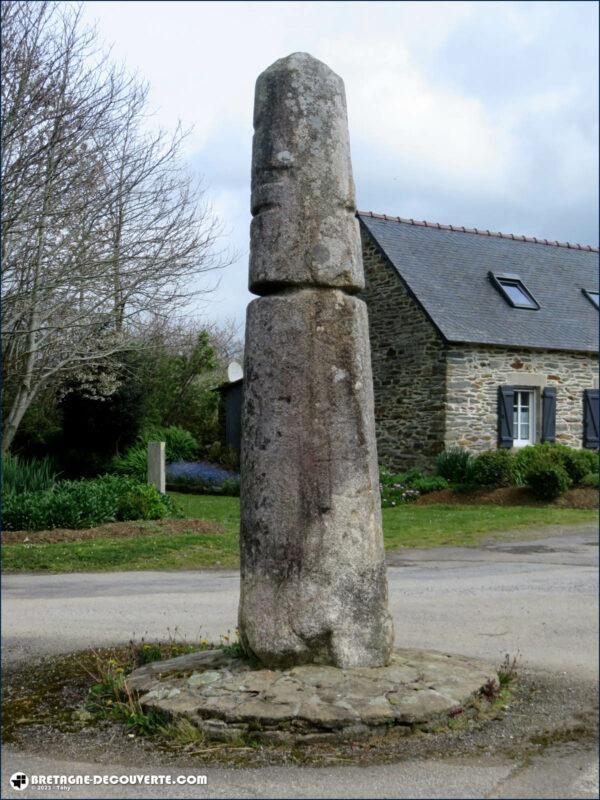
[[239, 52, 393, 669]]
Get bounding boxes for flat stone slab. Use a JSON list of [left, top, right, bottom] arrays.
[[127, 649, 497, 742]]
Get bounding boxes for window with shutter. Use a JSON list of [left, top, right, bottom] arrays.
[[512, 389, 535, 447], [583, 389, 599, 449], [498, 386, 514, 448]]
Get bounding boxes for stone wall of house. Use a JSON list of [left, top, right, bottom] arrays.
[[446, 346, 598, 451], [361, 233, 446, 472]]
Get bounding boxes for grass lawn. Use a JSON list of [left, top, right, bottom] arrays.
[[2, 493, 596, 573]]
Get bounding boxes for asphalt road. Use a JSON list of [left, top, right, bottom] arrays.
[[2, 748, 597, 799], [2, 524, 598, 798], [3, 525, 598, 677]]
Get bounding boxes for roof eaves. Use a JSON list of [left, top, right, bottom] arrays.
[[446, 339, 599, 355], [357, 211, 599, 253], [358, 216, 450, 345]]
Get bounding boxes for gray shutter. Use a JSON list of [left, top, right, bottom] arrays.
[[541, 387, 557, 443], [583, 389, 599, 449], [497, 386, 514, 448]]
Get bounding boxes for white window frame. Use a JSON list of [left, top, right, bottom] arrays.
[[513, 389, 536, 448]]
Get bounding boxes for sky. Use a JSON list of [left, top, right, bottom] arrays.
[[82, 0, 599, 330]]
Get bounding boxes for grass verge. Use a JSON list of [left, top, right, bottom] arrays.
[[2, 494, 596, 572]]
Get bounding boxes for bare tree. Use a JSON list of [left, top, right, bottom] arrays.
[[1, 1, 229, 451]]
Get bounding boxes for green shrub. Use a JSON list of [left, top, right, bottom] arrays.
[[513, 445, 551, 485], [411, 476, 449, 494], [219, 477, 241, 496], [436, 448, 472, 483], [379, 467, 425, 487], [580, 472, 600, 489], [112, 426, 199, 481], [207, 441, 223, 464], [514, 444, 599, 487], [380, 485, 420, 507], [525, 463, 572, 500], [570, 449, 599, 482], [401, 468, 425, 485], [112, 446, 147, 481], [116, 484, 173, 521], [206, 441, 240, 471], [2, 475, 173, 531], [561, 449, 594, 485], [2, 453, 58, 495], [467, 450, 516, 487], [140, 426, 198, 462], [378, 467, 448, 506], [379, 467, 421, 507]]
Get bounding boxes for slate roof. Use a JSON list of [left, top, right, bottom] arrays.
[[358, 212, 599, 354]]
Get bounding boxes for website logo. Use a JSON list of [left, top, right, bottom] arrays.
[[10, 773, 29, 791]]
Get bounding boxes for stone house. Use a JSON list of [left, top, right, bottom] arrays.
[[358, 211, 599, 473]]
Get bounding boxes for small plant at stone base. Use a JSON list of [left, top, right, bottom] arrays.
[[128, 640, 166, 666], [498, 652, 519, 688], [221, 641, 246, 659], [479, 677, 501, 702], [84, 654, 148, 733], [115, 685, 168, 736], [80, 633, 218, 737], [127, 631, 213, 666], [479, 653, 519, 706], [219, 628, 247, 659], [158, 716, 205, 746], [446, 706, 468, 731]]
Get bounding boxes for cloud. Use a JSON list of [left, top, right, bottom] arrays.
[[82, 1, 598, 326], [323, 36, 515, 193]]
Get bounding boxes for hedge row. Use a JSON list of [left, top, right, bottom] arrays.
[[435, 444, 599, 500], [2, 475, 175, 532]]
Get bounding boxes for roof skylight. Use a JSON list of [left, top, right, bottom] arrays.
[[583, 289, 599, 309], [489, 272, 540, 310]]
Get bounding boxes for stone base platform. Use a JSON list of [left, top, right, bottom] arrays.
[[126, 649, 497, 743]]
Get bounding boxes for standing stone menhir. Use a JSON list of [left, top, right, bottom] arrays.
[[239, 52, 394, 669]]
